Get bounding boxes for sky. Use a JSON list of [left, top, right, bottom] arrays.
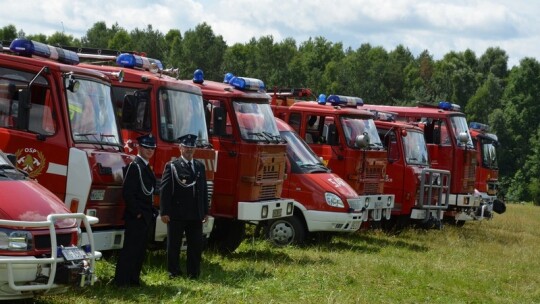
[[1, 0, 539, 67]]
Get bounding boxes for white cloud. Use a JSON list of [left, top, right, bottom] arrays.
[[0, 0, 539, 67]]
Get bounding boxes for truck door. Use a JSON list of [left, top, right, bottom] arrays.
[[208, 99, 239, 217], [0, 66, 69, 201]]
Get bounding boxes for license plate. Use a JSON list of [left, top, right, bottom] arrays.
[[374, 201, 383, 208], [90, 189, 105, 201], [60, 246, 86, 261], [272, 209, 282, 218]]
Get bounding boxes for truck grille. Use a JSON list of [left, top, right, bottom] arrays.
[[257, 166, 280, 181], [34, 233, 73, 250], [359, 165, 385, 194], [260, 185, 277, 200]]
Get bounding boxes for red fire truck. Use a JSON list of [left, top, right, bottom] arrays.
[[72, 50, 216, 245], [270, 91, 394, 226], [0, 150, 100, 300], [364, 102, 481, 224], [0, 39, 134, 250], [183, 72, 295, 253], [369, 111, 451, 229], [469, 122, 506, 217], [271, 118, 364, 244]]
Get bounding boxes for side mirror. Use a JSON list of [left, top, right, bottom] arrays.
[[355, 132, 370, 149], [67, 74, 80, 93], [458, 132, 469, 144], [213, 107, 226, 136], [326, 124, 338, 145], [121, 95, 137, 129]]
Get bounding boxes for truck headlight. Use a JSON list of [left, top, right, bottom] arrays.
[[0, 229, 33, 251], [325, 193, 345, 208]]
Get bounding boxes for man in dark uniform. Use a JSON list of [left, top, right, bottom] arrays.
[[114, 133, 157, 287], [160, 134, 209, 279]]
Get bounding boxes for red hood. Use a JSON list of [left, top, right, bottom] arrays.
[[307, 173, 360, 199], [0, 180, 75, 228]]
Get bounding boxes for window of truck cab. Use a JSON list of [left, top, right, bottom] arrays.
[[340, 115, 383, 149], [66, 77, 120, 145], [233, 101, 280, 142], [157, 89, 208, 144], [0, 67, 56, 135]]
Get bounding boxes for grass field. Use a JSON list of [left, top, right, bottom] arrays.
[[31, 203, 540, 303]]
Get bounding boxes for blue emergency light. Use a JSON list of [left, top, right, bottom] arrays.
[[438, 101, 461, 111], [116, 53, 163, 72], [223, 72, 234, 83], [324, 95, 364, 107], [9, 38, 79, 65], [317, 94, 327, 104], [228, 76, 265, 91], [193, 69, 204, 84], [469, 122, 490, 132]]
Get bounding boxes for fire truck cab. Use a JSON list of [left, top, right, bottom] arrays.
[[469, 122, 506, 217], [0, 39, 134, 251], [73, 50, 216, 245], [270, 91, 394, 225], [184, 72, 295, 253], [0, 150, 100, 300], [369, 111, 451, 229], [365, 102, 481, 224], [271, 118, 364, 244]]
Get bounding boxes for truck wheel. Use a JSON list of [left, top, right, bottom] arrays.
[[267, 215, 305, 246], [208, 219, 246, 255]]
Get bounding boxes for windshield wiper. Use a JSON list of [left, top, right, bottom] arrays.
[[248, 132, 271, 143], [262, 131, 282, 143]]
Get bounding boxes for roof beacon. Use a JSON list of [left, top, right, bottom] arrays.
[[193, 69, 204, 84], [116, 53, 163, 72], [438, 101, 461, 111], [224, 73, 265, 92], [9, 38, 79, 65], [324, 94, 364, 107]]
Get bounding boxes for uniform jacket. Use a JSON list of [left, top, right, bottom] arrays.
[[160, 158, 209, 221], [123, 156, 157, 226]]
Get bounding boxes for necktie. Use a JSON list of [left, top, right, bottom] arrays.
[[187, 161, 195, 175]]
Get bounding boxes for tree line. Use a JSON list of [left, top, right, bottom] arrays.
[[2, 22, 540, 204]]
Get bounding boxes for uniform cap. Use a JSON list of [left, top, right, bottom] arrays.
[[178, 134, 197, 147], [137, 133, 156, 148]]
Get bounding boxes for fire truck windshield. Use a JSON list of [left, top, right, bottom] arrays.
[[451, 116, 474, 148], [481, 140, 498, 169], [340, 116, 383, 149], [233, 101, 280, 142], [66, 78, 120, 145], [279, 129, 329, 174], [403, 130, 429, 166], [158, 89, 209, 144]]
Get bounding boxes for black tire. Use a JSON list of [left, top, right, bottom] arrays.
[[208, 219, 246, 255], [266, 214, 306, 246]]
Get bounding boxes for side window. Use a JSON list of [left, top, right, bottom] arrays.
[[288, 112, 301, 133], [29, 85, 56, 135], [304, 115, 325, 144], [208, 99, 232, 137], [0, 70, 55, 135]]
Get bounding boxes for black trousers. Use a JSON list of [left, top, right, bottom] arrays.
[[167, 219, 203, 278], [115, 217, 148, 286]]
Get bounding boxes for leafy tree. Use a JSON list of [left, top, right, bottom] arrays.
[[465, 73, 503, 123], [48, 31, 76, 46], [180, 23, 226, 81], [130, 25, 167, 62], [478, 47, 508, 81], [108, 29, 132, 51], [82, 21, 123, 49], [496, 57, 540, 201], [26, 33, 47, 43], [386, 45, 414, 103], [0, 25, 18, 41]]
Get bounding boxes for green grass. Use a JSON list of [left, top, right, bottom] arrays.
[[33, 204, 540, 303]]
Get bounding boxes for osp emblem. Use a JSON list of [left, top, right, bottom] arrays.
[[14, 148, 46, 178]]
